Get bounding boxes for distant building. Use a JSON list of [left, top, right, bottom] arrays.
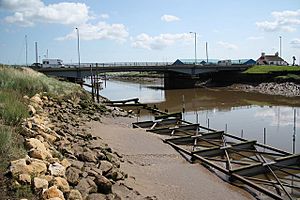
[[172, 58, 255, 66], [256, 52, 288, 66]]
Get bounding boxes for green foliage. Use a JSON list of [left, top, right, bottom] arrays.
[[0, 126, 26, 169], [244, 65, 300, 74], [0, 90, 29, 126], [275, 74, 300, 80]]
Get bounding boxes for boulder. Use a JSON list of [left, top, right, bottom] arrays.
[[18, 173, 31, 184], [75, 178, 97, 199], [87, 193, 107, 200], [99, 161, 113, 175], [42, 186, 65, 200], [60, 159, 71, 168], [105, 169, 125, 181], [67, 189, 83, 200], [52, 177, 70, 193], [30, 94, 43, 105], [28, 158, 48, 175], [68, 159, 84, 170], [65, 167, 81, 185], [25, 138, 52, 160], [78, 151, 97, 163], [94, 175, 112, 194], [28, 105, 36, 116], [9, 158, 47, 178], [33, 177, 49, 190], [49, 162, 65, 177]]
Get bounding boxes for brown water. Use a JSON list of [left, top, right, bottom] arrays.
[[96, 79, 300, 154]]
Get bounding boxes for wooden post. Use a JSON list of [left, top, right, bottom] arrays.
[[96, 63, 100, 103], [293, 109, 296, 154], [225, 124, 228, 133], [91, 74, 95, 101], [263, 128, 267, 145], [241, 129, 244, 138]]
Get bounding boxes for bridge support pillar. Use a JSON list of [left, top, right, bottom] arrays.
[[164, 72, 197, 89]]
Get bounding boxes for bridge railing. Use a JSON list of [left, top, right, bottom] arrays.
[[65, 62, 173, 68]]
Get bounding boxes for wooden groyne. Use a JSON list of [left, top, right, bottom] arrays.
[[107, 98, 300, 199]]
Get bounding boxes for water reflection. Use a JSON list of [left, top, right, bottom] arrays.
[[99, 79, 300, 153]]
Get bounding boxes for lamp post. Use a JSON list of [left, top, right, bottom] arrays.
[[279, 36, 282, 57], [190, 32, 197, 65], [76, 28, 81, 68]]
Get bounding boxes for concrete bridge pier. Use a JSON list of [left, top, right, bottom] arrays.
[[164, 72, 197, 89]]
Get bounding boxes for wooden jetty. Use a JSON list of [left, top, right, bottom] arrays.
[[109, 98, 300, 199]]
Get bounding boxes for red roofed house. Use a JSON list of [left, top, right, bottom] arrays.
[[256, 52, 288, 66]]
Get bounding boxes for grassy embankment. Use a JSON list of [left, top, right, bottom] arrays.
[[0, 65, 86, 174], [244, 65, 300, 81]]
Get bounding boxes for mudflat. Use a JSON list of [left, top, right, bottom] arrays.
[[89, 117, 254, 200]]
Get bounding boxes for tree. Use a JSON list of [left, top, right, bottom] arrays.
[[292, 56, 296, 66]]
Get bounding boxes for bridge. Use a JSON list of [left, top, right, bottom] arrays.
[[36, 62, 252, 89]]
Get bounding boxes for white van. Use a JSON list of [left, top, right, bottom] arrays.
[[42, 59, 64, 68]]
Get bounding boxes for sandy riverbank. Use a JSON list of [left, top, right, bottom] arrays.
[[88, 116, 254, 200]]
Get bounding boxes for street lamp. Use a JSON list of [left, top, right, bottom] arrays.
[[279, 36, 282, 57], [190, 32, 197, 65], [76, 28, 81, 68]]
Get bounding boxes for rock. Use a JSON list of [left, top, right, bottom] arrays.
[[42, 186, 65, 200], [9, 158, 47, 178], [87, 193, 107, 200], [28, 105, 36, 116], [68, 159, 84, 170], [49, 162, 65, 177], [106, 169, 125, 181], [65, 167, 81, 185], [75, 178, 97, 199], [33, 177, 49, 190], [104, 152, 120, 168], [29, 148, 52, 160], [67, 189, 83, 200], [78, 151, 97, 163], [18, 173, 31, 184], [60, 159, 71, 168], [99, 161, 113, 175], [30, 94, 43, 105], [52, 177, 70, 193], [25, 138, 52, 160], [28, 158, 48, 175], [94, 175, 112, 194]]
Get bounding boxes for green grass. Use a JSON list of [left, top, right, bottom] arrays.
[[0, 90, 29, 126], [244, 65, 300, 74], [275, 74, 300, 80]]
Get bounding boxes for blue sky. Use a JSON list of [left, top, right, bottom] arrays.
[[0, 0, 299, 65]]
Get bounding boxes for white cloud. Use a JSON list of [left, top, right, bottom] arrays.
[[247, 36, 264, 40], [56, 22, 128, 42], [100, 14, 109, 19], [290, 38, 300, 49], [217, 41, 238, 50], [256, 9, 300, 32], [131, 33, 192, 50], [1, 0, 90, 26], [161, 14, 180, 22], [1, 0, 128, 43]]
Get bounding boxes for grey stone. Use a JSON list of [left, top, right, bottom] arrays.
[[94, 175, 112, 194], [66, 167, 81, 185], [75, 178, 97, 199], [99, 161, 113, 175]]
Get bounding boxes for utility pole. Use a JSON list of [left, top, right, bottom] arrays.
[[46, 49, 49, 58], [190, 32, 197, 65], [76, 28, 81, 68], [25, 35, 28, 66]]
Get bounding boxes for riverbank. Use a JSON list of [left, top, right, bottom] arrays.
[[0, 67, 253, 200], [229, 82, 300, 97], [88, 117, 253, 200]]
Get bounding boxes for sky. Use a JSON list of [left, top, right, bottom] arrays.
[[0, 0, 299, 65]]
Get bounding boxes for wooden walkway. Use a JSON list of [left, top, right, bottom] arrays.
[[107, 98, 300, 200]]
